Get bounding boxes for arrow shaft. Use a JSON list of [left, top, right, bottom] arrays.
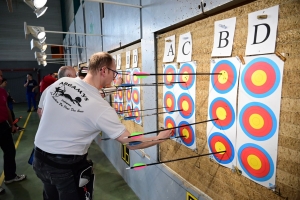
[[126, 118, 217, 138], [121, 107, 168, 113], [134, 73, 221, 76]]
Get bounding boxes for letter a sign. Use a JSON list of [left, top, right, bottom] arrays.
[[245, 5, 279, 55]]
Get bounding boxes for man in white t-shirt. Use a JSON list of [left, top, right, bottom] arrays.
[[37, 66, 76, 118], [33, 52, 172, 200]]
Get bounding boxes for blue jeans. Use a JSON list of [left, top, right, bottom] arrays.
[[33, 149, 86, 200], [26, 92, 37, 110]]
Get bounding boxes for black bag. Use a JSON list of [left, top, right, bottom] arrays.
[[73, 159, 95, 200]]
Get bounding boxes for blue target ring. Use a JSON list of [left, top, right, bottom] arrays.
[[177, 93, 194, 119], [211, 60, 237, 94], [178, 121, 195, 146], [239, 102, 277, 141], [241, 57, 280, 98], [238, 143, 274, 182], [164, 64, 177, 89], [178, 63, 195, 90]]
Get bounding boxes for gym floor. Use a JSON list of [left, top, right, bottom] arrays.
[[0, 103, 139, 200]]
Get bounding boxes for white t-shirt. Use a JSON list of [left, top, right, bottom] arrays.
[[38, 87, 48, 109], [34, 77, 126, 155]]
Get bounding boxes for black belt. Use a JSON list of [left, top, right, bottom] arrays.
[[35, 147, 86, 160], [34, 147, 87, 169]]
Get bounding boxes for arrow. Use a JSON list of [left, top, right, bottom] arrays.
[[102, 88, 131, 96], [122, 109, 182, 120], [117, 82, 186, 87], [13, 116, 22, 124], [133, 72, 222, 79], [126, 151, 226, 170], [118, 106, 169, 114], [123, 135, 185, 146], [124, 118, 218, 139]]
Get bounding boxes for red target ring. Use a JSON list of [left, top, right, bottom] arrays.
[[177, 93, 194, 119], [114, 103, 118, 111], [132, 68, 140, 84], [164, 65, 177, 89], [178, 121, 195, 146], [163, 91, 176, 113], [126, 104, 132, 117], [125, 70, 131, 84], [126, 89, 131, 102], [132, 89, 140, 105], [164, 116, 176, 136], [118, 103, 123, 114], [134, 107, 141, 123], [178, 63, 195, 90], [118, 90, 123, 100], [238, 143, 274, 181]]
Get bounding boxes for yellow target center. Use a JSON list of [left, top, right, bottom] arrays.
[[135, 111, 139, 116], [182, 100, 189, 111], [167, 123, 173, 129], [182, 128, 189, 139], [247, 154, 262, 170], [214, 142, 226, 154], [251, 70, 267, 86], [218, 70, 228, 84], [182, 72, 189, 82], [167, 74, 173, 82], [133, 76, 138, 82], [249, 114, 264, 129], [128, 92, 131, 98], [134, 93, 138, 100], [216, 107, 226, 120], [167, 98, 172, 107], [120, 106, 123, 111]]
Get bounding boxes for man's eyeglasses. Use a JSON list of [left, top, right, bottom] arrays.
[[107, 68, 118, 79]]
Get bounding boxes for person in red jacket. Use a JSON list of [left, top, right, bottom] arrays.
[[39, 73, 57, 95]]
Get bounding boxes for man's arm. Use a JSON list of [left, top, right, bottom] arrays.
[[6, 102, 17, 133], [24, 80, 29, 87], [115, 129, 173, 150]]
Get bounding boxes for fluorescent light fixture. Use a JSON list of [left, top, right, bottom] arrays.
[[34, 6, 48, 18], [31, 39, 47, 52], [24, 22, 46, 39], [85, 0, 142, 8], [35, 51, 47, 59], [24, 0, 48, 18], [33, 0, 47, 9], [39, 37, 46, 43]]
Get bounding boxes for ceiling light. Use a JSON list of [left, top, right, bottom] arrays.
[[24, 22, 46, 39], [24, 0, 47, 18], [34, 6, 48, 18], [31, 39, 47, 52]]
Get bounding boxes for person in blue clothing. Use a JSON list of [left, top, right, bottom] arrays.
[[23, 73, 38, 112]]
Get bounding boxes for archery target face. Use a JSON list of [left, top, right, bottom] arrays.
[[209, 97, 235, 130], [164, 64, 177, 89], [127, 104, 132, 117], [118, 90, 123, 100], [134, 107, 141, 123], [239, 102, 277, 141], [132, 88, 140, 104], [164, 116, 176, 136], [118, 103, 123, 114], [125, 70, 131, 84], [241, 57, 280, 98], [178, 63, 196, 90], [177, 93, 194, 119], [208, 132, 234, 164], [114, 103, 118, 111], [126, 89, 132, 102], [132, 68, 140, 84], [164, 91, 176, 113], [238, 143, 274, 182], [211, 60, 237, 94], [178, 121, 195, 146]]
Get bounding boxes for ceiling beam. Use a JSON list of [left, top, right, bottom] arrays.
[[6, 0, 13, 12]]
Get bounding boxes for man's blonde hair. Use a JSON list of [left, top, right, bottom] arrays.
[[89, 52, 114, 74]]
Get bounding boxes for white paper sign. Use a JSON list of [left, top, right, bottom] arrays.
[[177, 32, 192, 62], [211, 17, 236, 57], [245, 5, 279, 55], [163, 35, 175, 62], [126, 51, 130, 69], [132, 49, 138, 68], [116, 54, 121, 69]]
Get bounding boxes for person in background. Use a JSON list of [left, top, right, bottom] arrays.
[[23, 73, 38, 112], [39, 73, 57, 95], [33, 52, 173, 199], [0, 79, 24, 131], [0, 70, 26, 195], [77, 67, 88, 79], [37, 66, 76, 119]]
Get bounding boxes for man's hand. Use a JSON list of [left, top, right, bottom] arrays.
[[32, 88, 35, 92], [157, 129, 173, 140], [115, 77, 123, 86], [11, 125, 17, 134]]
